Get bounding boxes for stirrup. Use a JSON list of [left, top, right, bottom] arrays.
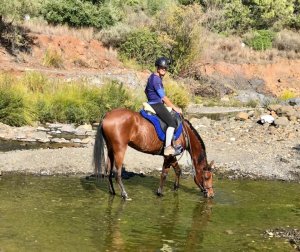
[[164, 145, 183, 156]]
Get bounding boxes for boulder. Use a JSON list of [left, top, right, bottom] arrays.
[[235, 112, 249, 121], [274, 117, 289, 126]]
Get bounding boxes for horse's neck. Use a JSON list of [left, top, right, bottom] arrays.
[[184, 121, 207, 164]]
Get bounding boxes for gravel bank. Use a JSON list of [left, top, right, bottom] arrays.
[[0, 115, 299, 181]]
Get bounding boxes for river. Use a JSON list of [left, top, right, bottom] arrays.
[[0, 174, 299, 251]]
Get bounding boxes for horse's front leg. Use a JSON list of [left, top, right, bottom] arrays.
[[157, 156, 176, 196], [172, 160, 181, 191]]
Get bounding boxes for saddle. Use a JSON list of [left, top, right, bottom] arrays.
[[140, 103, 183, 142]]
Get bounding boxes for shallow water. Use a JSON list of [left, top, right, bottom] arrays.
[[0, 174, 299, 251]]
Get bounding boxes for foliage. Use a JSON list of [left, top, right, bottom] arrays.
[[119, 28, 167, 67], [43, 48, 64, 68], [200, 0, 298, 34], [244, 30, 275, 51], [245, 0, 294, 31], [0, 0, 42, 21], [97, 23, 131, 48], [273, 29, 300, 53], [42, 0, 118, 29], [164, 76, 190, 109], [155, 4, 203, 74], [279, 89, 297, 101], [0, 72, 141, 126], [0, 74, 32, 126], [206, 0, 252, 34]]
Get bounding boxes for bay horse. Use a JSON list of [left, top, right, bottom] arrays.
[[93, 108, 214, 199]]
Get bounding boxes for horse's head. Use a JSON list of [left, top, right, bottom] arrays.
[[202, 161, 214, 199]]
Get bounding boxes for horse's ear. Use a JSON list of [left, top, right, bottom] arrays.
[[209, 160, 215, 169]]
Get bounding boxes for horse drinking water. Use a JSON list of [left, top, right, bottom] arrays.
[[93, 108, 214, 199]]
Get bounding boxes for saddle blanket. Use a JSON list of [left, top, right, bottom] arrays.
[[140, 109, 183, 142]]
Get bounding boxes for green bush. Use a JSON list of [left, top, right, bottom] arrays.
[[42, 0, 116, 29], [164, 77, 190, 109], [119, 28, 167, 67], [154, 4, 203, 74], [279, 89, 297, 101], [0, 0, 42, 21], [0, 85, 32, 126], [0, 72, 143, 126], [244, 30, 275, 51]]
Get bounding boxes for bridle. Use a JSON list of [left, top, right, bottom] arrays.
[[180, 115, 213, 194], [196, 169, 213, 194]]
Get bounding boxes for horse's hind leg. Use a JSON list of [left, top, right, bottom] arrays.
[[114, 146, 129, 199], [107, 151, 115, 195]]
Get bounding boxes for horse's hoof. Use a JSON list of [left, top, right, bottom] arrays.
[[156, 190, 163, 197], [121, 193, 129, 200]]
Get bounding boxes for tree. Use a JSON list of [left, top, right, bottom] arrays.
[[245, 0, 294, 30]]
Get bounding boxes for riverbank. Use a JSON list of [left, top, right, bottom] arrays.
[[0, 105, 299, 181]]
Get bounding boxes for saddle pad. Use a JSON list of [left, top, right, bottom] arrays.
[[140, 110, 183, 142]]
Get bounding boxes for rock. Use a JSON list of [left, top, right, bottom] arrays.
[[51, 138, 69, 143], [81, 137, 92, 144], [235, 112, 249, 121], [40, 169, 51, 176], [37, 126, 49, 132], [60, 124, 76, 134], [46, 123, 63, 129], [287, 98, 300, 106], [260, 115, 274, 124], [236, 90, 266, 105], [0, 123, 14, 140], [277, 106, 295, 117], [197, 117, 211, 127], [274, 117, 289, 126], [268, 104, 282, 112], [75, 124, 92, 136], [71, 138, 82, 143]]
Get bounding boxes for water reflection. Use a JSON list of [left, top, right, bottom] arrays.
[[184, 200, 213, 251], [102, 196, 126, 252]]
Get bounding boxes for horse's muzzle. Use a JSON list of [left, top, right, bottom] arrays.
[[203, 189, 214, 199]]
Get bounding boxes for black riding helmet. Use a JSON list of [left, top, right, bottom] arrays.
[[155, 57, 170, 69]]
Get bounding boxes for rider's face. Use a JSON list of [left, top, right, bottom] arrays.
[[157, 67, 167, 77]]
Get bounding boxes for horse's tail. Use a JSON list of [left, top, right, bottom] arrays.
[[93, 123, 105, 178]]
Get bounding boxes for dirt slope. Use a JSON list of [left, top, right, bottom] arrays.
[[0, 31, 300, 96]]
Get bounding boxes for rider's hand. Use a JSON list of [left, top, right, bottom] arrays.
[[174, 107, 182, 114]]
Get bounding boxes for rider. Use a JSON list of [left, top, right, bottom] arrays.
[[145, 57, 183, 156]]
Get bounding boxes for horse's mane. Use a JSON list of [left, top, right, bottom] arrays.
[[184, 119, 207, 163]]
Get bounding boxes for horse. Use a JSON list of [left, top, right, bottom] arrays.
[[93, 108, 214, 199]]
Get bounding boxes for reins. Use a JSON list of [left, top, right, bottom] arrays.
[[179, 113, 212, 192]]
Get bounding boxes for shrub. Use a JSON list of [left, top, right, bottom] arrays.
[[22, 71, 50, 93], [0, 79, 33, 126], [42, 0, 117, 29], [0, 72, 144, 126], [164, 76, 190, 109], [119, 28, 167, 67], [155, 4, 203, 74], [0, 0, 42, 21], [43, 48, 64, 68], [244, 30, 275, 51], [273, 29, 300, 53], [96, 23, 131, 48], [279, 89, 297, 101]]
